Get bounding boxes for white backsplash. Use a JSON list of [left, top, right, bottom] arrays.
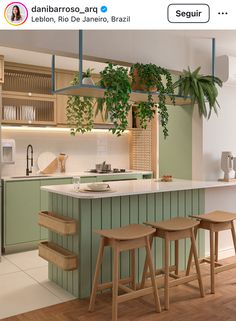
[[1, 128, 130, 176]]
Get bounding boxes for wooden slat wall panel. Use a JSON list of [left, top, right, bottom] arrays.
[[129, 128, 152, 171], [48, 189, 205, 298]]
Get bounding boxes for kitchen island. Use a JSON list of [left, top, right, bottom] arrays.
[[2, 170, 151, 253], [40, 179, 236, 298]]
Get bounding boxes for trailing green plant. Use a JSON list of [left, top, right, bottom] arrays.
[[130, 63, 175, 138], [173, 67, 223, 118], [66, 72, 95, 135], [98, 63, 132, 136]]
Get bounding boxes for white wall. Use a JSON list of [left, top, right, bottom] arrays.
[[1, 128, 129, 176], [188, 37, 236, 257]]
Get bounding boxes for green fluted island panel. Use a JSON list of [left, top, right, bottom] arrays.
[[48, 189, 205, 298]]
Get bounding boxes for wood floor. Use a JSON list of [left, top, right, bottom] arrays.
[[3, 259, 236, 321]]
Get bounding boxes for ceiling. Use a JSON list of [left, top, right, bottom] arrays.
[[1, 30, 236, 70]]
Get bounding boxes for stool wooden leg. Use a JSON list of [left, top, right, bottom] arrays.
[[190, 228, 204, 298], [140, 235, 153, 289], [89, 238, 105, 312], [175, 240, 179, 275], [186, 227, 198, 276], [230, 221, 236, 254], [112, 243, 120, 321], [210, 228, 215, 294], [145, 236, 161, 313], [215, 232, 219, 262], [164, 234, 170, 310], [131, 249, 136, 290]]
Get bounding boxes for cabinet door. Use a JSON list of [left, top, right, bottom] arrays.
[[0, 56, 4, 84], [40, 178, 72, 239], [4, 180, 41, 245], [96, 173, 143, 182], [79, 176, 97, 183], [56, 71, 74, 125]]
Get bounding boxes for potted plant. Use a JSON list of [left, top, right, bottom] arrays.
[[66, 72, 95, 135], [98, 63, 132, 136], [130, 63, 175, 138], [82, 68, 95, 86], [173, 67, 223, 118]]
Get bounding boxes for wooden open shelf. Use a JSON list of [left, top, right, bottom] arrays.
[[2, 93, 56, 124], [39, 241, 78, 271], [38, 211, 77, 235]]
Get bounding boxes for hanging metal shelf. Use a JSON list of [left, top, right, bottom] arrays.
[[51, 30, 192, 107], [53, 83, 191, 106]]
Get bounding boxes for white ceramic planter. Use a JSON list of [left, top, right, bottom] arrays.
[[82, 77, 94, 86]]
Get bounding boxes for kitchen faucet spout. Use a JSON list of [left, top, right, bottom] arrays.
[[26, 144, 34, 176]]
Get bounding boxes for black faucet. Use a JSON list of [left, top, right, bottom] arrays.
[[26, 144, 34, 176]]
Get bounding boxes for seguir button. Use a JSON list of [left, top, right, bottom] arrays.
[[168, 4, 210, 23]]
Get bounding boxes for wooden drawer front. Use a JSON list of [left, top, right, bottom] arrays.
[[39, 241, 77, 271], [38, 211, 77, 235]]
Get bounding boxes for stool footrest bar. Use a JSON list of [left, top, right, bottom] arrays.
[[117, 287, 154, 304], [97, 277, 132, 291]]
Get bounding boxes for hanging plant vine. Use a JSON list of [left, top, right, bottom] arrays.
[[66, 72, 95, 135]]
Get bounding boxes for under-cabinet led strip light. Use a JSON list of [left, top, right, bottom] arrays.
[[1, 126, 130, 134]]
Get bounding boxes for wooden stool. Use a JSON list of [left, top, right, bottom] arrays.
[[89, 224, 161, 321], [141, 217, 204, 310], [187, 211, 236, 294]]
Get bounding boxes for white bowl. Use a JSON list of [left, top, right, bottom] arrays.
[[88, 183, 110, 191]]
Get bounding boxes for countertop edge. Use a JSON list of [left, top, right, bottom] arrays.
[[40, 179, 236, 199]]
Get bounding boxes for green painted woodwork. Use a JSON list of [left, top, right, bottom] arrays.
[[79, 176, 97, 183], [4, 180, 41, 245], [97, 173, 144, 182], [48, 188, 205, 299], [3, 178, 72, 251], [77, 173, 151, 184], [159, 105, 193, 179], [40, 178, 72, 239]]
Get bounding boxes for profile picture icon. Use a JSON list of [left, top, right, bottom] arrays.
[[4, 2, 28, 26]]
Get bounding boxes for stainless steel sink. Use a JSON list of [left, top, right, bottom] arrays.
[[10, 175, 50, 179]]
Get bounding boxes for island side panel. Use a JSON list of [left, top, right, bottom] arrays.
[[47, 189, 205, 299], [48, 193, 80, 297]]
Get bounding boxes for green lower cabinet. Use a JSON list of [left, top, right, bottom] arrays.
[[80, 173, 150, 183], [4, 180, 41, 246], [40, 178, 72, 240], [3, 177, 72, 252], [79, 176, 97, 184], [96, 173, 143, 182]]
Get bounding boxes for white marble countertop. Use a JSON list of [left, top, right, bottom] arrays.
[[2, 170, 152, 182], [40, 178, 236, 199]]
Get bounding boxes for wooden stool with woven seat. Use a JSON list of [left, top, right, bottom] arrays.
[[187, 210, 236, 294], [141, 217, 205, 310], [89, 224, 161, 321]]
